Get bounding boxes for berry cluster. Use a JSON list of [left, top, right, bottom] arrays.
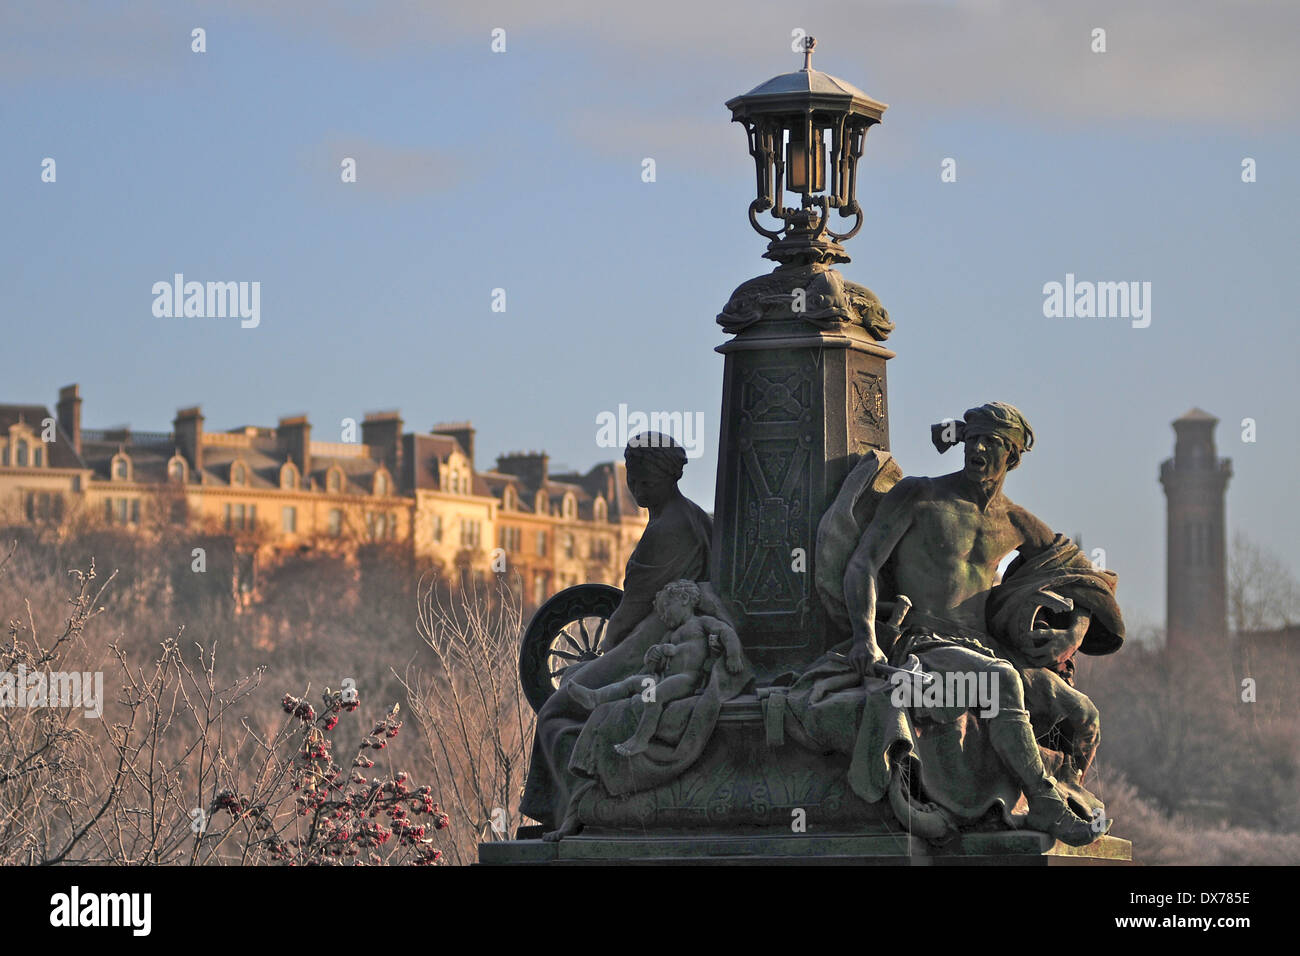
[[213, 692, 445, 866]]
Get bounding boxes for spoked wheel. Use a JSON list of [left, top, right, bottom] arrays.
[[519, 583, 623, 713]]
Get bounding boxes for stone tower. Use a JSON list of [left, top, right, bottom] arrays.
[[1159, 408, 1232, 652]]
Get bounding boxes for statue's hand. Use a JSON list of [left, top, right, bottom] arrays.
[[847, 637, 886, 677], [724, 653, 743, 675], [1019, 628, 1077, 667]]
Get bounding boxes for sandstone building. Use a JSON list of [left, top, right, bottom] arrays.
[[0, 385, 647, 608]]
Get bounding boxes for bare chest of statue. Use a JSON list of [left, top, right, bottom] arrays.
[[889, 487, 1023, 624]]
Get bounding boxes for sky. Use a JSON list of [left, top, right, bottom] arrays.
[[3, 0, 1297, 635]]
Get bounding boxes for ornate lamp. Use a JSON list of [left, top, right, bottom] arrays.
[[712, 38, 895, 677], [727, 37, 887, 265]]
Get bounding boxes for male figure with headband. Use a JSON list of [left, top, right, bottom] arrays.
[[843, 401, 1102, 846]]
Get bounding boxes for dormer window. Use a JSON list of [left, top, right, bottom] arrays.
[[230, 461, 247, 487], [280, 462, 299, 490], [15, 439, 30, 467], [563, 494, 576, 520], [535, 490, 548, 514], [168, 456, 187, 483], [502, 486, 515, 510], [374, 470, 389, 497], [112, 453, 132, 482], [326, 467, 343, 494], [594, 496, 608, 521]]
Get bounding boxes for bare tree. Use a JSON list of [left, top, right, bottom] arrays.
[[1229, 532, 1300, 634], [400, 571, 534, 865]]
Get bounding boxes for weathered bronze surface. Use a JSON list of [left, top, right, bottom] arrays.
[[505, 44, 1127, 865]]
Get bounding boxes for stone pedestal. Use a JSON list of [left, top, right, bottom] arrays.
[[711, 263, 894, 678], [478, 831, 1132, 866]]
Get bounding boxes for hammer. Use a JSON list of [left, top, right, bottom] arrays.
[[828, 595, 933, 685], [871, 596, 933, 685]]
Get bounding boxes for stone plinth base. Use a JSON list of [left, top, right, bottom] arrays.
[[576, 697, 884, 830], [478, 830, 1132, 866]]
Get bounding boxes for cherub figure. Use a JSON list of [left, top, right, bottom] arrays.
[[568, 579, 744, 756]]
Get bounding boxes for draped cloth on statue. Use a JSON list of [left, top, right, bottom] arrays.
[[774, 638, 1024, 828], [519, 496, 713, 829], [986, 534, 1125, 664], [569, 646, 754, 797]]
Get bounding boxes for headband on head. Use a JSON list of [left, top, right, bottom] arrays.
[[931, 402, 1035, 456]]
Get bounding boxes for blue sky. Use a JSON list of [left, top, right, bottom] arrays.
[[3, 0, 1297, 633]]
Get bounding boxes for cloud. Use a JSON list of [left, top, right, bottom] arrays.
[[3, 0, 1296, 127]]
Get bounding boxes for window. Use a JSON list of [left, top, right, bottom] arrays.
[[108, 497, 138, 526], [536, 530, 547, 557], [366, 511, 397, 540], [169, 458, 186, 483], [459, 518, 482, 548], [594, 497, 607, 521], [327, 469, 342, 494], [170, 497, 186, 525], [231, 462, 247, 486], [563, 495, 575, 520], [282, 506, 297, 533], [112, 455, 129, 480], [563, 533, 575, 560], [24, 491, 63, 522], [432, 513, 443, 543], [328, 509, 343, 537], [534, 573, 549, 606], [15, 439, 29, 467], [33, 446, 43, 467], [499, 526, 521, 552], [281, 463, 298, 490], [374, 472, 389, 497], [590, 537, 611, 562], [223, 503, 254, 531]]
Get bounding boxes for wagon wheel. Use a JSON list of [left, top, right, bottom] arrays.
[[519, 584, 623, 713]]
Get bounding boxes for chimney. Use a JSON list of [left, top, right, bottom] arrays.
[[57, 384, 82, 456], [495, 451, 548, 490], [362, 411, 403, 478], [173, 406, 205, 472], [432, 422, 476, 467], [278, 415, 312, 478]]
